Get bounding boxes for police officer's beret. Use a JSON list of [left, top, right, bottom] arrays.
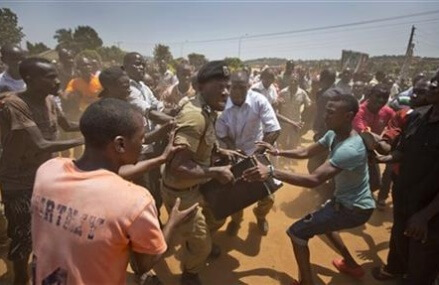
[[197, 60, 230, 84]]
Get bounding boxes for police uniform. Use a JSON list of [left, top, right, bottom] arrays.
[[161, 62, 229, 275]]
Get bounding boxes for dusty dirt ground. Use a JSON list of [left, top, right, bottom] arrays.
[[0, 132, 396, 285], [129, 132, 397, 285]]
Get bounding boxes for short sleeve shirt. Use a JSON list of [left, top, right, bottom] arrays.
[[278, 87, 311, 122], [162, 95, 217, 189], [318, 131, 375, 209], [0, 93, 60, 192], [31, 158, 166, 285], [251, 81, 278, 105], [65, 76, 102, 112]]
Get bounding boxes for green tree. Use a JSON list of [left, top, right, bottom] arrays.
[[153, 44, 173, 64], [97, 45, 126, 64], [54, 28, 76, 51], [188, 53, 207, 69], [73, 26, 103, 50], [26, 41, 50, 55], [0, 8, 24, 47], [224, 57, 244, 71], [54, 26, 102, 52]]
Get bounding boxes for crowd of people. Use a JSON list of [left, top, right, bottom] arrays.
[[0, 43, 438, 285]]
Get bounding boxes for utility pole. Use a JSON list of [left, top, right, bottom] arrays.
[[238, 34, 248, 58], [399, 25, 415, 82], [115, 41, 123, 49]]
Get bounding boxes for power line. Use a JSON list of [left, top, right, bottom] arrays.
[[181, 9, 439, 44]]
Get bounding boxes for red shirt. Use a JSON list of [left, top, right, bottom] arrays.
[[353, 101, 395, 135]]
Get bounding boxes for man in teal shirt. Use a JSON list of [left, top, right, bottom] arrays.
[[244, 93, 375, 285]]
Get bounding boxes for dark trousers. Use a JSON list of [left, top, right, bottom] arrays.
[[386, 185, 439, 284]]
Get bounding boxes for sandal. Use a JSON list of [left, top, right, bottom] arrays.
[[332, 258, 365, 279]]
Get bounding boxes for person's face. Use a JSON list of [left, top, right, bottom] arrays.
[[77, 58, 93, 79], [199, 78, 231, 111], [411, 80, 430, 107], [324, 100, 351, 130], [341, 70, 353, 83], [29, 63, 61, 98], [368, 92, 389, 113], [109, 75, 131, 101], [125, 55, 145, 82], [2, 47, 25, 77], [230, 80, 248, 106], [261, 74, 274, 89], [117, 114, 145, 165], [289, 79, 299, 93], [159, 61, 167, 73], [59, 49, 74, 67], [177, 67, 192, 85], [91, 60, 100, 73], [352, 82, 364, 99], [426, 78, 439, 105]]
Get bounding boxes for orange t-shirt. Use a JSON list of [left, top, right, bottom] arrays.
[[31, 158, 166, 285], [65, 75, 102, 111]]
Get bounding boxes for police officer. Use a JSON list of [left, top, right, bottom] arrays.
[[161, 61, 241, 285]]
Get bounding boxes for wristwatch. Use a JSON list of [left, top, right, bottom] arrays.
[[268, 165, 275, 178]]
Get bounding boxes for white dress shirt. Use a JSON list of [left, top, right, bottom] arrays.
[[128, 79, 164, 132], [250, 81, 278, 105], [216, 90, 281, 155]]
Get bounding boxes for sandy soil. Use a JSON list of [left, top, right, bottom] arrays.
[[0, 133, 397, 285]]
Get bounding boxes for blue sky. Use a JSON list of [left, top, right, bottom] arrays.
[[2, 1, 439, 60]]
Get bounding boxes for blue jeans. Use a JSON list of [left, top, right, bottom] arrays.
[[287, 199, 373, 245]]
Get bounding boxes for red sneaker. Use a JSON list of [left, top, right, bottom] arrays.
[[332, 258, 365, 279]]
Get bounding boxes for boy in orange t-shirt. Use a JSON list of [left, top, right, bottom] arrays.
[[31, 98, 196, 284]]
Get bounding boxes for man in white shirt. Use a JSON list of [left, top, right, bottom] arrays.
[[336, 68, 353, 94], [251, 67, 278, 105], [217, 70, 281, 236], [278, 75, 311, 149], [0, 45, 26, 93], [123, 52, 174, 223]]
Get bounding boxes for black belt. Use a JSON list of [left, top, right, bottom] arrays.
[[163, 182, 199, 192]]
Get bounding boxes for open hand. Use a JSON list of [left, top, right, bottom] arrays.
[[169, 198, 199, 226], [405, 212, 429, 243], [162, 130, 186, 162]]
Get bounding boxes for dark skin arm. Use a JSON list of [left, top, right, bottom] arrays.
[[132, 198, 198, 275], [169, 148, 234, 184], [405, 190, 439, 243], [25, 126, 83, 153], [276, 113, 303, 129], [149, 110, 173, 124], [374, 150, 403, 164], [243, 160, 342, 188], [143, 120, 175, 145], [218, 137, 236, 150], [119, 131, 185, 181], [255, 140, 327, 159], [254, 130, 280, 154], [57, 112, 80, 132]]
